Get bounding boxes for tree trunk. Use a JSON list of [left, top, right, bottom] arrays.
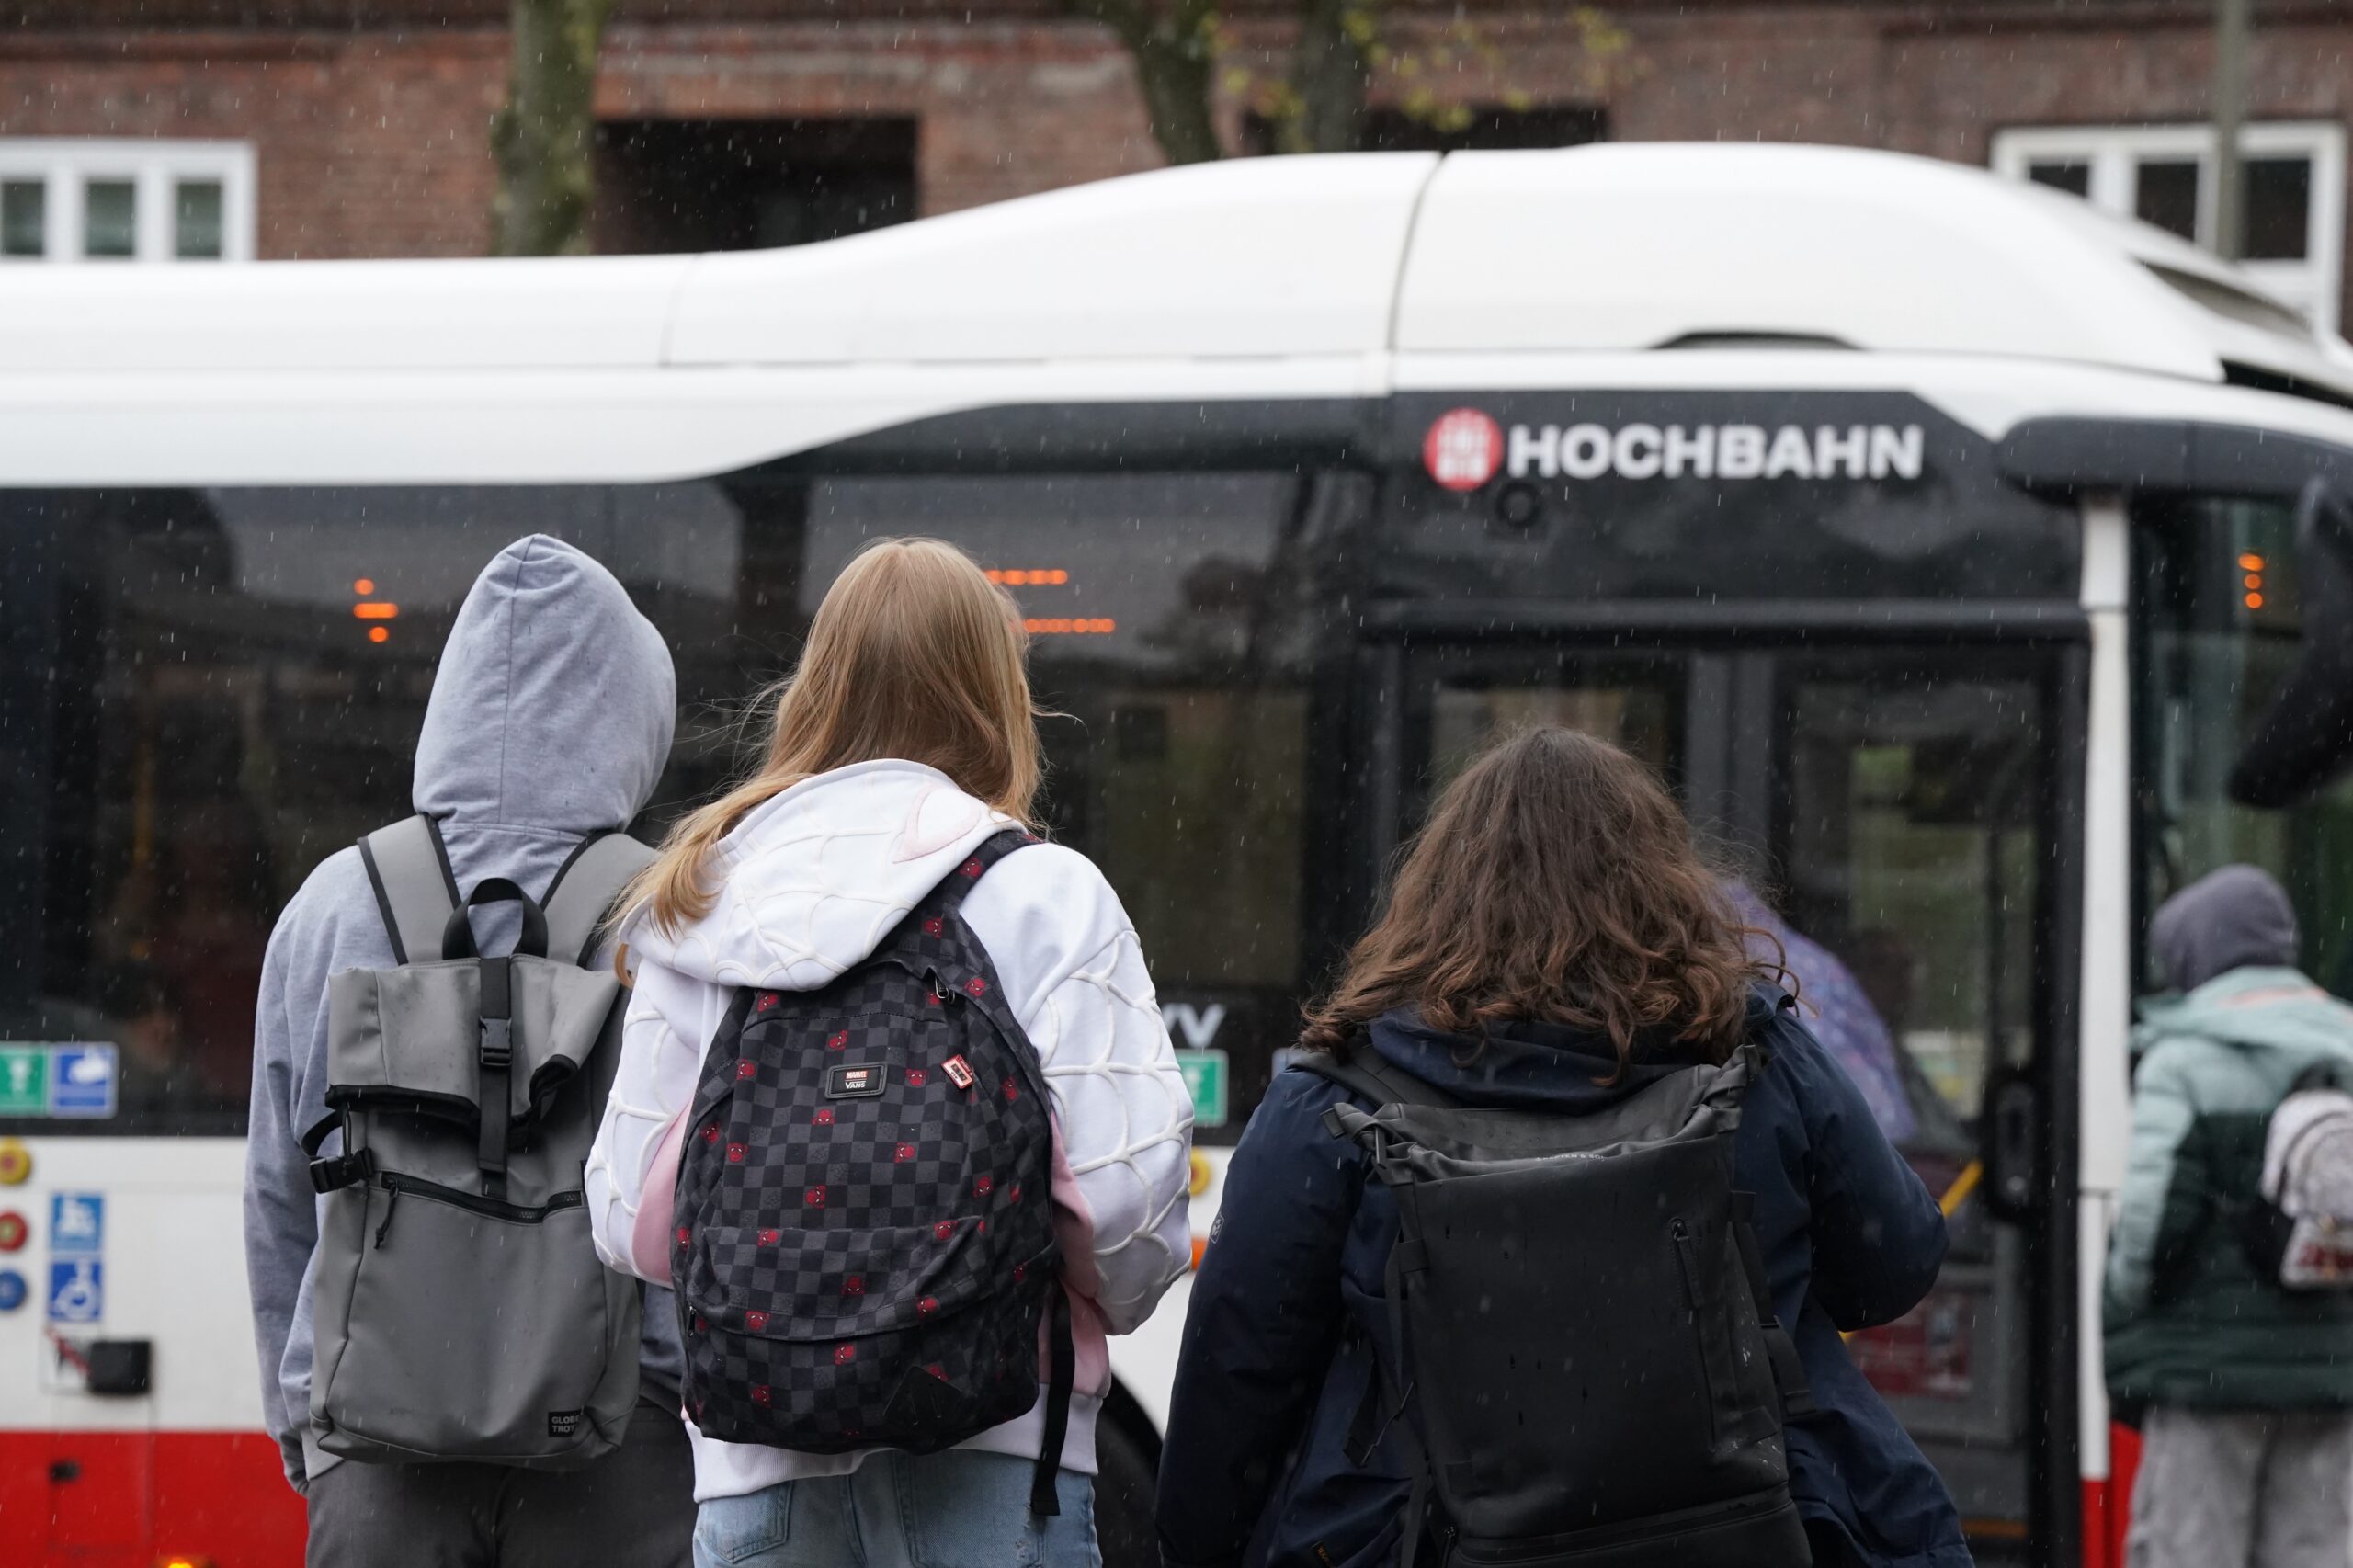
[[490, 0, 615, 256], [1283, 0, 1376, 155], [1064, 0, 1224, 165]]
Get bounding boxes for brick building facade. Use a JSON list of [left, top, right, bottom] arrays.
[[3, 0, 2349, 325]]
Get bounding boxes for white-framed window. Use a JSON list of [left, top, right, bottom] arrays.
[[0, 140, 256, 264], [1990, 121, 2346, 332]]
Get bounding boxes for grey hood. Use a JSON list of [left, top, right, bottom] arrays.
[[2150, 863, 2301, 993], [414, 533, 676, 834]]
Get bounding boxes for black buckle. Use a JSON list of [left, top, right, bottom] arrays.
[[308, 1148, 377, 1194], [479, 1016, 513, 1070]]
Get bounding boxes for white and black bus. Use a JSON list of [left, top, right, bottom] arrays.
[[5, 142, 2353, 1568]]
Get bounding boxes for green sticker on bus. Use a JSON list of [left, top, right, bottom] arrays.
[[1176, 1049, 1228, 1129], [0, 1048, 47, 1117]]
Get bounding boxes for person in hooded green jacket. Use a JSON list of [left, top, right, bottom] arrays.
[[2109, 864, 2353, 1568]]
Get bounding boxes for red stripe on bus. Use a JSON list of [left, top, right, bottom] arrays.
[[0, 1428, 304, 1565]]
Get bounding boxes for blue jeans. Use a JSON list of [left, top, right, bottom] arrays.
[[692, 1450, 1100, 1568]]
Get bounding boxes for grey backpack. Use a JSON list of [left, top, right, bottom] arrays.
[[301, 815, 654, 1468]]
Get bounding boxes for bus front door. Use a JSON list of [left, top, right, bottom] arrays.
[[1377, 637, 2073, 1566]]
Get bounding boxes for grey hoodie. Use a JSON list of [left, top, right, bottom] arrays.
[[244, 534, 677, 1488]]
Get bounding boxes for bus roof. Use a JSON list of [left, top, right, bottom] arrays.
[[6, 143, 2351, 403]]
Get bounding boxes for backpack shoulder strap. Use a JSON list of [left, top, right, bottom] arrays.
[[914, 827, 1043, 924], [540, 831, 657, 969], [1297, 1041, 1464, 1111], [357, 815, 460, 965]]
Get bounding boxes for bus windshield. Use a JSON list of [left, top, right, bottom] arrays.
[[2135, 491, 2353, 992]]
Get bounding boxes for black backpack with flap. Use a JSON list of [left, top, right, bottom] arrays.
[[1302, 1010, 1816, 1568]]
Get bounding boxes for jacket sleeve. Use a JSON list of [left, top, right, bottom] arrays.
[[242, 892, 326, 1493], [967, 844, 1193, 1335], [2106, 1041, 2204, 1317], [1158, 1070, 1363, 1568], [1789, 1018, 1949, 1330], [585, 954, 729, 1280]]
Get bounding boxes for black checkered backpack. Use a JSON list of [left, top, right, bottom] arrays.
[[671, 830, 1074, 1514]]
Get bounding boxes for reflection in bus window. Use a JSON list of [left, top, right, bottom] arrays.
[[2138, 494, 2353, 994], [801, 472, 1333, 1139], [0, 483, 767, 1135]]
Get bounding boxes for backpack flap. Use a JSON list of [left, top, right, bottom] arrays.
[[324, 961, 620, 1159]]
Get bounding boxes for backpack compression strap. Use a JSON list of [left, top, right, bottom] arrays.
[[357, 815, 461, 965], [540, 830, 657, 969]]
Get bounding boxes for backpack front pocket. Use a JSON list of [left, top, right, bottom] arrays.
[[317, 1176, 608, 1464]]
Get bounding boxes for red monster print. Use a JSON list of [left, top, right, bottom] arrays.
[[974, 1175, 995, 1198], [961, 858, 983, 879], [735, 1060, 757, 1080], [1013, 1263, 1027, 1284], [1001, 1077, 1018, 1102], [1007, 1183, 1023, 1203], [805, 1186, 827, 1208], [813, 1108, 835, 1127], [756, 994, 778, 1012], [964, 975, 988, 998], [726, 1142, 747, 1165], [745, 1310, 769, 1333], [827, 1031, 848, 1051], [676, 1226, 691, 1246], [923, 917, 944, 937], [894, 1143, 916, 1163], [700, 1122, 721, 1145], [932, 1221, 955, 1241], [917, 1297, 939, 1317], [926, 1363, 948, 1381], [758, 1229, 779, 1246], [692, 1315, 707, 1334], [842, 1275, 865, 1296], [905, 1068, 928, 1088], [751, 1385, 772, 1406], [834, 1344, 857, 1366]]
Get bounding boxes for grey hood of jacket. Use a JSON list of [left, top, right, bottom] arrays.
[[243, 534, 677, 1487], [2151, 864, 2301, 993]]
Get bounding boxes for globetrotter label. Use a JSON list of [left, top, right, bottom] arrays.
[[1422, 409, 1928, 487]]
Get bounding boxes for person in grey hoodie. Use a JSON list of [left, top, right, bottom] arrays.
[[2110, 864, 2353, 1568], [244, 534, 696, 1566]]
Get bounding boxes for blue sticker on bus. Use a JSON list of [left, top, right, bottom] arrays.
[[49, 1193, 102, 1255], [48, 1045, 118, 1119], [0, 1269, 25, 1312], [46, 1259, 101, 1323]]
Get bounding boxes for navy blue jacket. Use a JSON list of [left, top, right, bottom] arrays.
[[1156, 994, 1970, 1568]]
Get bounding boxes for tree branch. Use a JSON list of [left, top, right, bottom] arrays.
[[1063, 0, 1226, 165]]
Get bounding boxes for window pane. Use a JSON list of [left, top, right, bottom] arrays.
[[801, 472, 1326, 1137], [2242, 155, 2312, 262], [175, 179, 223, 260], [2026, 160, 2091, 198], [0, 483, 762, 1134], [2134, 158, 2201, 242], [2, 180, 45, 257], [83, 179, 136, 259]]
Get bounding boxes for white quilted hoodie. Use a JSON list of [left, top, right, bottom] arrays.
[[585, 759, 1194, 1502]]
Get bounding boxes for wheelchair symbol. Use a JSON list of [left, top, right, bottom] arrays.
[[46, 1259, 101, 1324]]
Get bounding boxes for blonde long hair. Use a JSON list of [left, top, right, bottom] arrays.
[[622, 537, 1044, 938]]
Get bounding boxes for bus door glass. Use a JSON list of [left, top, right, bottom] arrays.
[[1392, 639, 2058, 1563]]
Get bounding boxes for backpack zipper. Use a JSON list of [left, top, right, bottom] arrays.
[[379, 1173, 585, 1227], [374, 1187, 401, 1250]]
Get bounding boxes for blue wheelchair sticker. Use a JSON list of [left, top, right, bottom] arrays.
[[46, 1259, 101, 1324]]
